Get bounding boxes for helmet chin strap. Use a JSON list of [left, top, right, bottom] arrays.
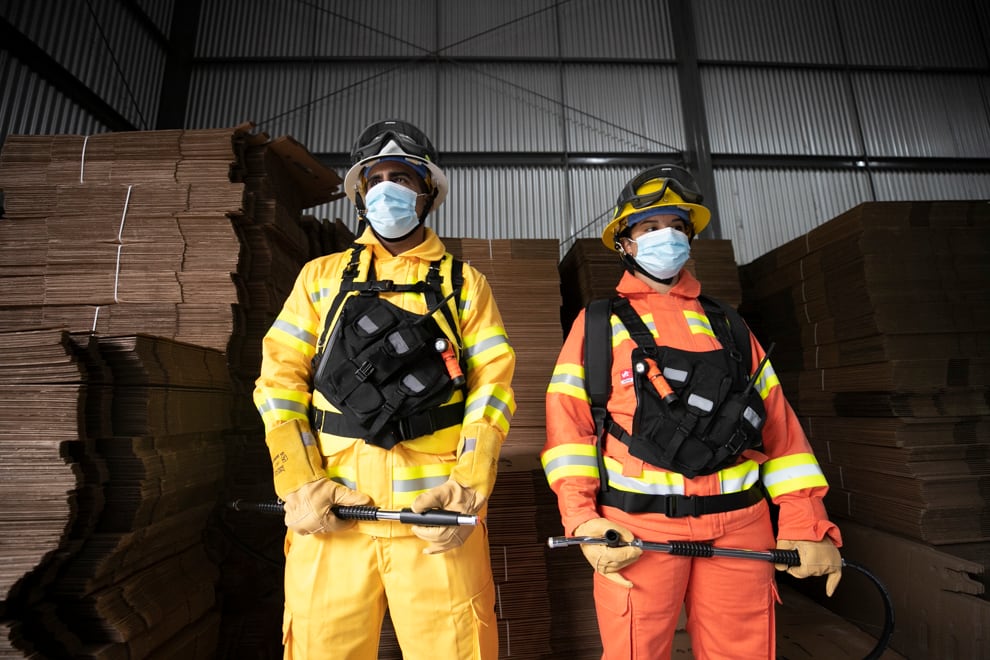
[[620, 253, 675, 285]]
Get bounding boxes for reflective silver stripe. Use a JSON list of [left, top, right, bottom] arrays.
[[272, 318, 317, 345], [466, 394, 511, 419], [394, 475, 449, 493], [686, 393, 714, 412], [465, 334, 509, 359], [258, 397, 309, 416], [743, 406, 763, 428], [762, 462, 825, 489], [663, 366, 688, 384], [461, 437, 477, 454], [309, 287, 336, 303], [543, 453, 598, 475], [685, 316, 713, 333], [720, 469, 760, 494], [330, 476, 357, 490], [550, 371, 584, 389], [606, 468, 684, 495], [615, 318, 656, 336]]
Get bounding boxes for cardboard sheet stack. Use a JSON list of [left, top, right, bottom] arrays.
[[738, 201, 990, 546], [0, 126, 344, 658], [0, 328, 228, 658]]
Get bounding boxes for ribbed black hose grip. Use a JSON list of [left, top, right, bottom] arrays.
[[332, 505, 379, 521], [769, 549, 801, 566], [666, 541, 716, 558], [227, 499, 284, 515]]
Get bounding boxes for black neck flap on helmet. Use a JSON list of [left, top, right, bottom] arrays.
[[614, 164, 704, 285]]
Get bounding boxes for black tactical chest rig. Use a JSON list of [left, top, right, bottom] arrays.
[[310, 245, 466, 450], [585, 295, 770, 514]]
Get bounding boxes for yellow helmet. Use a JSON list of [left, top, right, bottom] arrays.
[[601, 165, 711, 251]]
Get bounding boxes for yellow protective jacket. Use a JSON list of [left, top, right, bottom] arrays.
[[543, 270, 841, 546], [254, 227, 516, 535]]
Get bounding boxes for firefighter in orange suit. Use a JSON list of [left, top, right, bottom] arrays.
[[542, 165, 842, 659], [254, 120, 515, 660]]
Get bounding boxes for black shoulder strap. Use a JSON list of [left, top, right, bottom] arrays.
[[315, 245, 365, 353], [698, 294, 752, 381], [584, 297, 614, 493], [315, 245, 465, 355], [584, 297, 613, 426], [424, 255, 464, 345], [610, 297, 655, 349]]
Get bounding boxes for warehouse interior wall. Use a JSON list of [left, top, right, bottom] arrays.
[[2, 0, 989, 265]]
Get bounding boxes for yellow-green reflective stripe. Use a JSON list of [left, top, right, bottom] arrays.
[[602, 457, 684, 495], [394, 463, 453, 493], [755, 361, 780, 399], [610, 314, 658, 348], [684, 310, 715, 337], [326, 466, 357, 490], [272, 318, 317, 346], [542, 444, 599, 483], [464, 331, 512, 367], [547, 364, 588, 401], [256, 393, 309, 418], [719, 460, 760, 493], [464, 386, 514, 429], [762, 453, 827, 497]]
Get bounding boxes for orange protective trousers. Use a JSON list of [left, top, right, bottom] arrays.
[[593, 507, 778, 660]]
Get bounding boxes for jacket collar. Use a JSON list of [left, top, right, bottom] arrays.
[[355, 225, 447, 262], [615, 268, 702, 301]]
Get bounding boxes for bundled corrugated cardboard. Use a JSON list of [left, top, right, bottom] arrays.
[[740, 201, 990, 545], [740, 201, 990, 658], [0, 126, 345, 658]]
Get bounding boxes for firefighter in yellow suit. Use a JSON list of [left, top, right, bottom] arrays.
[[254, 120, 515, 660]]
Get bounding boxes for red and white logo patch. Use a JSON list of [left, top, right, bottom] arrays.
[[619, 368, 634, 386]]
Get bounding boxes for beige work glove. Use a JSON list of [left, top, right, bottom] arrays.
[[775, 538, 843, 597], [282, 479, 373, 535], [410, 479, 485, 554], [573, 518, 643, 588], [265, 419, 325, 499]]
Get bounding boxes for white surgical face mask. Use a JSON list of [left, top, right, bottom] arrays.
[[364, 181, 421, 239], [629, 226, 691, 280]]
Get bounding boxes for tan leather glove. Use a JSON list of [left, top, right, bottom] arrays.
[[410, 479, 485, 554], [775, 538, 843, 597], [573, 518, 643, 588], [265, 419, 325, 499], [282, 478, 373, 535]]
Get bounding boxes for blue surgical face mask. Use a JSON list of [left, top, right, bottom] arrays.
[[629, 226, 691, 280], [364, 180, 421, 239]]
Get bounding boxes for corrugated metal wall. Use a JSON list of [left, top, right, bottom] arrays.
[[3, 0, 989, 264]]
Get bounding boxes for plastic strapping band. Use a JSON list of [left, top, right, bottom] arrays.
[[113, 185, 133, 302], [80, 135, 89, 183]]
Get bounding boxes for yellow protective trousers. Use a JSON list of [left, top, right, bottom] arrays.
[[592, 504, 778, 660], [282, 523, 497, 660]]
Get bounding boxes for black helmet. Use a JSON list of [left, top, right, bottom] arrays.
[[343, 119, 448, 212]]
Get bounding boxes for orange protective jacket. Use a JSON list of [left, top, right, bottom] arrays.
[[543, 270, 841, 547]]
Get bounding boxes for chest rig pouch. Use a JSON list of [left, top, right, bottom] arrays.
[[590, 296, 768, 479], [310, 245, 466, 450]]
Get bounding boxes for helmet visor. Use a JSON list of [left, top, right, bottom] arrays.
[[616, 165, 704, 212], [351, 121, 437, 164]]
